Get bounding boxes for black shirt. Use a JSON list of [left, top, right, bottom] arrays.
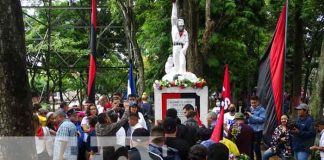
[[165, 137, 189, 160]]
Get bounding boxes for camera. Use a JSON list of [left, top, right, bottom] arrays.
[[286, 120, 297, 130], [244, 108, 251, 118]]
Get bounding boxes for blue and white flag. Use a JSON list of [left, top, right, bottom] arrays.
[[127, 60, 136, 96]]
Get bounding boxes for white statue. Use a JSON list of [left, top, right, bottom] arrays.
[[162, 0, 198, 82], [171, 0, 188, 74], [165, 56, 175, 74]]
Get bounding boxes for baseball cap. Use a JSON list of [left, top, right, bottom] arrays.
[[66, 109, 77, 117], [129, 102, 138, 108], [295, 103, 309, 110], [234, 113, 245, 120]]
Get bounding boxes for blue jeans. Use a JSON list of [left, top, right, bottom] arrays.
[[294, 151, 309, 160], [263, 149, 289, 160], [262, 149, 275, 160]]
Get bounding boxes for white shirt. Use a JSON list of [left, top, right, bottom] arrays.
[[127, 123, 143, 137], [224, 112, 235, 129], [116, 127, 126, 146], [212, 107, 220, 115], [320, 129, 324, 160], [138, 112, 148, 130], [97, 105, 105, 114], [81, 117, 89, 142], [224, 112, 235, 136], [35, 127, 53, 156]]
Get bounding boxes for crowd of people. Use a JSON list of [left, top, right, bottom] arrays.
[[32, 93, 324, 160]]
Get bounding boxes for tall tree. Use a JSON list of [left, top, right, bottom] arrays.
[[117, 0, 145, 96], [310, 41, 324, 119], [181, 0, 203, 77], [291, 0, 304, 107], [0, 0, 35, 159]]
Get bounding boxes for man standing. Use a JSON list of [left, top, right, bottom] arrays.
[[227, 113, 254, 159], [53, 110, 78, 160], [224, 103, 236, 135], [246, 96, 265, 160], [171, 0, 189, 73], [310, 119, 324, 160], [291, 103, 316, 160], [182, 104, 199, 129]]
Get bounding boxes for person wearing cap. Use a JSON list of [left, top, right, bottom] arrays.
[[67, 108, 78, 124], [46, 111, 57, 136], [227, 112, 254, 159], [171, 0, 189, 74], [310, 119, 324, 159], [291, 103, 316, 160], [52, 110, 78, 160], [262, 115, 292, 160]]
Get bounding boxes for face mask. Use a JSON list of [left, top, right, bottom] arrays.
[[216, 102, 221, 107]]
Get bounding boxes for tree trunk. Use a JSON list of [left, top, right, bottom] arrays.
[[117, 0, 145, 96], [290, 0, 304, 108], [59, 69, 64, 102], [182, 0, 203, 77], [310, 41, 324, 120], [0, 0, 35, 159], [201, 0, 216, 60]]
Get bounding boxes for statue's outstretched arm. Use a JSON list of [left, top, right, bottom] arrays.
[[171, 1, 177, 27]]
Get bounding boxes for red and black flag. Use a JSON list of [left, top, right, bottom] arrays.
[[256, 2, 287, 145], [87, 0, 97, 103]]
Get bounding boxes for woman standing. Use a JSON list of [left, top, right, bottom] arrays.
[[46, 112, 57, 136], [33, 115, 53, 159], [262, 115, 292, 160]]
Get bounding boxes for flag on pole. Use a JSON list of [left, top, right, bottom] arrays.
[[87, 0, 97, 103], [211, 64, 231, 142], [127, 60, 136, 96], [256, 2, 287, 146]]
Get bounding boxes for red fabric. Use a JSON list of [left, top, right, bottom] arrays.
[[211, 107, 224, 142], [36, 126, 44, 138], [222, 64, 231, 107], [179, 32, 183, 37], [211, 64, 231, 142], [87, 54, 96, 96], [161, 93, 181, 119], [195, 108, 203, 127], [269, 4, 286, 123], [91, 0, 97, 30]]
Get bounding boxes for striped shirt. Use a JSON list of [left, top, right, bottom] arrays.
[[53, 119, 78, 160]]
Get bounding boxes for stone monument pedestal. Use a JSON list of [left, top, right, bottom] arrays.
[[154, 86, 208, 126]]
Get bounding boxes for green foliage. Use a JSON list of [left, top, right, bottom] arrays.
[[23, 0, 323, 103]]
